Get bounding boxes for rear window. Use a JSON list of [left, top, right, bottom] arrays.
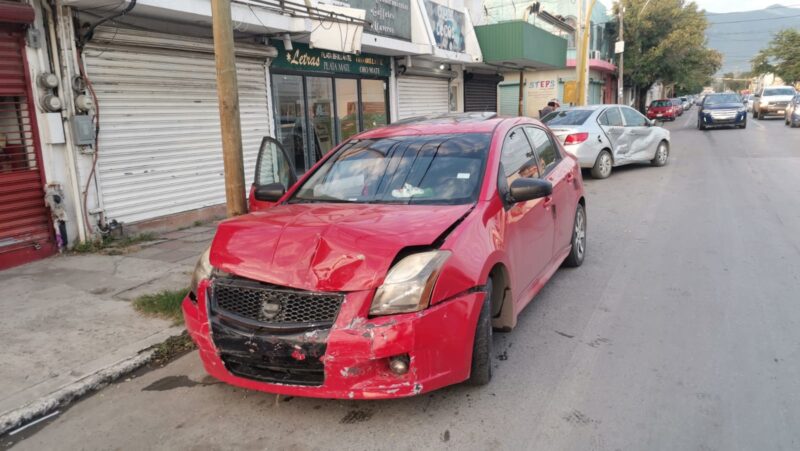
[[764, 88, 796, 96], [542, 109, 593, 126], [650, 100, 671, 107], [671, 99, 682, 105]]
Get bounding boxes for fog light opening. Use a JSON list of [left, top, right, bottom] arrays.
[[388, 355, 410, 375]]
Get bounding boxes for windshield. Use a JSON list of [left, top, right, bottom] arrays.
[[290, 133, 490, 205], [671, 99, 682, 105], [542, 109, 593, 126], [764, 88, 796, 96], [651, 100, 671, 107], [705, 94, 741, 105]]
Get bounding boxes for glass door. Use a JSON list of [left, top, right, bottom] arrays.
[[335, 79, 359, 142], [305, 77, 335, 167], [272, 74, 307, 174], [360, 79, 388, 131]]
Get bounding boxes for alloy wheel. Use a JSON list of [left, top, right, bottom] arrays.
[[574, 207, 586, 260], [599, 153, 612, 177], [656, 143, 668, 165]]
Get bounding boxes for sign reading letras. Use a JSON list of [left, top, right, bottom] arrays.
[[272, 42, 390, 78]]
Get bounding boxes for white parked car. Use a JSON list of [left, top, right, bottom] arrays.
[[542, 105, 671, 179]]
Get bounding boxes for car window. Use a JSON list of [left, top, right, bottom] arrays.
[[621, 107, 648, 127], [524, 127, 561, 175], [500, 127, 538, 180], [650, 100, 671, 107], [764, 88, 796, 96], [291, 133, 490, 205], [598, 107, 623, 126], [704, 94, 740, 105], [542, 109, 593, 126]]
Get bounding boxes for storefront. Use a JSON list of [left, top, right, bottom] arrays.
[[1, 4, 56, 269], [270, 42, 390, 175], [464, 72, 502, 112]]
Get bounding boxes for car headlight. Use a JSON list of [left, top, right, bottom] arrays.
[[738, 107, 746, 113], [369, 250, 451, 316], [189, 247, 212, 300]]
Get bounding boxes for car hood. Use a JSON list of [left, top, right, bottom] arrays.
[[703, 103, 744, 110], [209, 203, 473, 292], [762, 95, 795, 102]]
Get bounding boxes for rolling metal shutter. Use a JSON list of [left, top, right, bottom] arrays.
[[84, 28, 272, 224], [397, 76, 449, 119], [0, 27, 55, 270], [464, 73, 500, 112], [499, 84, 521, 116]]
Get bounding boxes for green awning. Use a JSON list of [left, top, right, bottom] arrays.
[[475, 21, 567, 69]]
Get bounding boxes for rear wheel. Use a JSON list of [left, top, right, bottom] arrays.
[[562, 203, 587, 268], [591, 150, 612, 179], [468, 279, 493, 386], [651, 141, 669, 166]]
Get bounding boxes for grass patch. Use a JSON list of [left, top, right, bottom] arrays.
[[72, 232, 159, 254], [132, 288, 188, 325], [149, 332, 196, 367]]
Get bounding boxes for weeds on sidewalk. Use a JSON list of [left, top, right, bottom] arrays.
[[149, 332, 196, 367], [71, 232, 159, 255], [132, 288, 188, 325]]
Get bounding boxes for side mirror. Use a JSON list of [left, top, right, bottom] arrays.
[[648, 119, 656, 126], [254, 183, 286, 202], [508, 178, 552, 203]]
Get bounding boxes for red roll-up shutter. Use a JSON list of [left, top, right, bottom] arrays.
[[0, 26, 56, 269]]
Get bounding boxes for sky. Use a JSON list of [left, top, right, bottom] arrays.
[[597, 0, 790, 14]]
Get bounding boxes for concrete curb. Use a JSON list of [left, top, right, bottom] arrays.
[[0, 328, 184, 436]]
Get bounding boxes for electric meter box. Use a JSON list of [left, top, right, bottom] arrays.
[[72, 115, 96, 146]]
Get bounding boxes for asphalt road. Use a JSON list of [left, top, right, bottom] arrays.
[[7, 112, 800, 451]]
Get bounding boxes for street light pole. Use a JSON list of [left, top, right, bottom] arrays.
[[211, 0, 247, 217]]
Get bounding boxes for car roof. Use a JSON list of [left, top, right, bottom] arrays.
[[355, 112, 515, 139]]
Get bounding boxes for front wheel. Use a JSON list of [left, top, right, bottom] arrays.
[[591, 150, 613, 179], [562, 203, 587, 268], [697, 118, 705, 130], [467, 279, 493, 386], [651, 141, 669, 166]]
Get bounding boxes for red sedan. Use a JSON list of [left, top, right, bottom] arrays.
[[647, 99, 678, 121], [183, 113, 587, 399]]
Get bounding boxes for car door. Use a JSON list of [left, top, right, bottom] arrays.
[[498, 126, 555, 298], [248, 137, 297, 212], [621, 106, 657, 162], [524, 125, 578, 256], [598, 106, 630, 162]]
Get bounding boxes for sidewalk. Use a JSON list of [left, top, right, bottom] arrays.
[[0, 224, 216, 434]]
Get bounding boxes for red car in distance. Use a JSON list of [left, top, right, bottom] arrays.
[[647, 99, 678, 121], [183, 113, 587, 399]]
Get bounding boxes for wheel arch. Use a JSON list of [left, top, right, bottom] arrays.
[[487, 262, 515, 331]]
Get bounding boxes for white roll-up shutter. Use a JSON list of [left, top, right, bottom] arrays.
[[397, 76, 449, 119], [83, 28, 272, 224]]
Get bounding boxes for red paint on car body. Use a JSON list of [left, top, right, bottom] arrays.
[[183, 116, 586, 399]]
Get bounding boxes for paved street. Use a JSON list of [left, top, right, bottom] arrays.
[[7, 114, 800, 450]]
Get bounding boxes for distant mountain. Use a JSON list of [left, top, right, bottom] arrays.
[[704, 4, 800, 75]]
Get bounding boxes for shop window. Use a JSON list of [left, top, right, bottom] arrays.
[[360, 79, 387, 131], [336, 79, 359, 142], [272, 75, 307, 173]]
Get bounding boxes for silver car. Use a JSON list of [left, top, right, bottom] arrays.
[[542, 105, 671, 179]]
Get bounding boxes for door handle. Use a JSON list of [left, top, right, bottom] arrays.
[[566, 172, 575, 183], [543, 196, 554, 209]]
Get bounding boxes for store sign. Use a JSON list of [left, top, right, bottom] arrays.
[[526, 77, 558, 117], [338, 0, 411, 41], [272, 42, 390, 78], [424, 1, 465, 52]]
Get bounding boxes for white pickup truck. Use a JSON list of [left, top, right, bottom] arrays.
[[753, 86, 797, 119]]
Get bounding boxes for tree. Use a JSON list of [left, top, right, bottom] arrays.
[[614, 0, 721, 110], [751, 29, 800, 85]]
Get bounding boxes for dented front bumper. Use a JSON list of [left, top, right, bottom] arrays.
[[182, 280, 484, 399]]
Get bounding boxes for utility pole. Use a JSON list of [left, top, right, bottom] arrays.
[[576, 0, 584, 105], [211, 0, 247, 216], [518, 70, 524, 116], [617, 4, 624, 105], [576, 0, 598, 105]]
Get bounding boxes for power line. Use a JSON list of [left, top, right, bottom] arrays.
[[707, 12, 800, 24]]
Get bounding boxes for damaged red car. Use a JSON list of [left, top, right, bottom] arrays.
[[182, 113, 587, 399]]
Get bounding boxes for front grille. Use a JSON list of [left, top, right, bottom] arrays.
[[220, 354, 325, 386], [211, 277, 343, 326]]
